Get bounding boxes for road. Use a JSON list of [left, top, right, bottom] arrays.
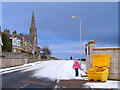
[[2, 70, 56, 90], [2, 61, 90, 89]]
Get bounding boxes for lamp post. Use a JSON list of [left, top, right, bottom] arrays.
[[71, 16, 82, 67]]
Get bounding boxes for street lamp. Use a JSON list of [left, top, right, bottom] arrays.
[[71, 16, 82, 67]]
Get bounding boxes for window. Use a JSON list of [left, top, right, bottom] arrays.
[[12, 38, 16, 45], [17, 40, 21, 46], [41, 56, 46, 59]]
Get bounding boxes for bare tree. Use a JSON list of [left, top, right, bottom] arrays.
[[41, 47, 51, 55]]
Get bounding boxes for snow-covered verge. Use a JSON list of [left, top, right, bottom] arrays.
[[84, 80, 119, 88], [0, 61, 44, 74]]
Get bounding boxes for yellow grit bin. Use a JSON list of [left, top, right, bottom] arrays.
[[86, 54, 110, 81]]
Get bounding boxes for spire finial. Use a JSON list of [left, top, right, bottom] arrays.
[[30, 11, 36, 28]]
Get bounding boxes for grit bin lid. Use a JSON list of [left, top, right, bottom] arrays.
[[92, 54, 110, 68]]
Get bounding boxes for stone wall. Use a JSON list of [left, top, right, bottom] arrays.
[[0, 57, 28, 68], [0, 52, 40, 68], [28, 58, 38, 63], [2, 52, 34, 59], [40, 54, 51, 61], [85, 41, 96, 70], [0, 57, 40, 68], [93, 49, 120, 80], [85, 41, 120, 80]]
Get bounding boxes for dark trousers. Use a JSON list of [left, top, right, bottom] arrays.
[[75, 69, 79, 77]]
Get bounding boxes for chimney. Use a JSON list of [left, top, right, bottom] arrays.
[[13, 30, 17, 35], [20, 33, 24, 36], [4, 29, 10, 34]]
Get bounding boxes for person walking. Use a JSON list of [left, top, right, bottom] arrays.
[[70, 56, 73, 60], [72, 60, 81, 77]]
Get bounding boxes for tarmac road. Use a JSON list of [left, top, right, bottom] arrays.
[[2, 70, 91, 90], [2, 61, 90, 90], [2, 70, 56, 90]]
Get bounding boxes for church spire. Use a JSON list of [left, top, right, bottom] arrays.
[[30, 11, 37, 35], [30, 11, 36, 29], [29, 12, 38, 54]]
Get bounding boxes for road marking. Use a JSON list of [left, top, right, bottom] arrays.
[[16, 84, 29, 90], [53, 61, 66, 90]]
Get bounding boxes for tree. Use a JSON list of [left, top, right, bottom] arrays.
[[2, 33, 12, 52], [41, 47, 51, 55]]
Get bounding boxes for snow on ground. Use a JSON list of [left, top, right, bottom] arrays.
[[22, 60, 119, 88], [1, 60, 119, 88], [31, 60, 86, 80], [85, 80, 119, 88], [60, 60, 85, 80], [33, 60, 66, 80], [0, 61, 44, 74]]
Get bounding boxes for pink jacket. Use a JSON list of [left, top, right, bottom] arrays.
[[72, 61, 81, 69]]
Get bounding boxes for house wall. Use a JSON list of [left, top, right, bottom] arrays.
[[86, 41, 120, 80]]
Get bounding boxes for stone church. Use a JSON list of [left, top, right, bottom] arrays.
[[29, 12, 40, 59]]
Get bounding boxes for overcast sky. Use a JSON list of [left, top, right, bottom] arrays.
[[1, 2, 118, 59]]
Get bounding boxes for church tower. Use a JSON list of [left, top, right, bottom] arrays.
[[30, 12, 38, 54]]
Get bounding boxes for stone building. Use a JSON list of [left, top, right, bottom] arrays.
[[2, 12, 40, 59], [2, 30, 28, 53], [22, 34, 33, 53], [85, 41, 120, 80]]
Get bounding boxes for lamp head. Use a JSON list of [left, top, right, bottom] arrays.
[[71, 16, 78, 18]]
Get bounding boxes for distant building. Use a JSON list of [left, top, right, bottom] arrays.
[[85, 41, 120, 80], [40, 53, 51, 60], [50, 56, 59, 60]]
